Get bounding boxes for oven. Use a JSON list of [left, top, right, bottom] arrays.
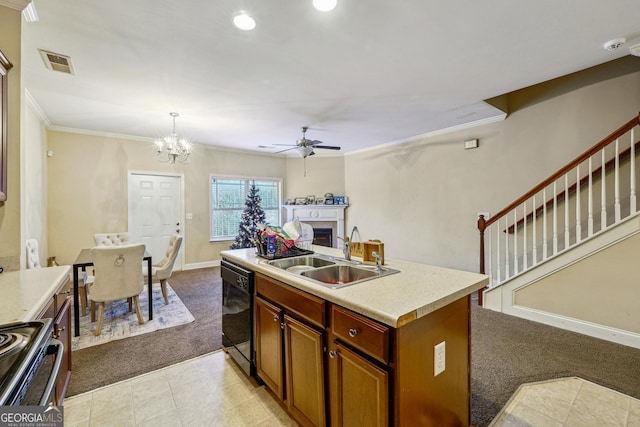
[[0, 318, 64, 406], [221, 260, 255, 377]]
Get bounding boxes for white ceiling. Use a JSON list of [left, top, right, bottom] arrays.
[[16, 0, 640, 155]]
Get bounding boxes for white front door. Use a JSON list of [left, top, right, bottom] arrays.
[[128, 172, 183, 268]]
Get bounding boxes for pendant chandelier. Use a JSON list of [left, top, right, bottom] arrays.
[[155, 112, 191, 164]]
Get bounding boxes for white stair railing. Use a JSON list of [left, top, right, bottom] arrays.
[[477, 114, 640, 303]]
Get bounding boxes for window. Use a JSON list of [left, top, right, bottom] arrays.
[[210, 177, 281, 241]]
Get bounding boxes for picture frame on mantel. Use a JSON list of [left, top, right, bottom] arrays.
[[0, 49, 12, 203]]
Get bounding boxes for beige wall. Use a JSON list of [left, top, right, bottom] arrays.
[[514, 233, 640, 334], [46, 131, 287, 266], [23, 97, 49, 266], [0, 6, 22, 270], [285, 155, 345, 201], [344, 61, 640, 273]]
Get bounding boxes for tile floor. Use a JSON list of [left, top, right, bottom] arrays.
[[490, 377, 640, 427], [63, 350, 296, 426], [63, 351, 640, 427]]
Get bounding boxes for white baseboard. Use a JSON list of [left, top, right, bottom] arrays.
[[506, 304, 640, 350]]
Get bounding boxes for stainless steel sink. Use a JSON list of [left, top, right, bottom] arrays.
[[301, 264, 400, 289], [300, 264, 376, 285], [265, 254, 400, 289], [267, 255, 336, 271]]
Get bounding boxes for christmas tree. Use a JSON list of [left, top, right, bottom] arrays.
[[230, 183, 267, 249]]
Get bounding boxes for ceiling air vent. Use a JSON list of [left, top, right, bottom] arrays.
[[38, 49, 75, 75]]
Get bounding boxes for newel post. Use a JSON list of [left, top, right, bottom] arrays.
[[477, 214, 486, 305]]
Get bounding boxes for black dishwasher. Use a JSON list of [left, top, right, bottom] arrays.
[[221, 260, 255, 377]]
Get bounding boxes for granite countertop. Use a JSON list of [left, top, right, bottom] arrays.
[[221, 246, 488, 328], [0, 266, 71, 324]]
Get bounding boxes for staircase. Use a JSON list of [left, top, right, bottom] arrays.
[[479, 113, 640, 349]]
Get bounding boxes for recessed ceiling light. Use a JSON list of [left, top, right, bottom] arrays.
[[313, 0, 337, 12], [233, 12, 256, 31], [603, 38, 625, 51]]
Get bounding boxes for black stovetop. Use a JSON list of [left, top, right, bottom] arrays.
[[0, 319, 52, 405]]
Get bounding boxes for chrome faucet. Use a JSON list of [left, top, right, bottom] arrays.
[[336, 236, 351, 261], [372, 251, 384, 271]]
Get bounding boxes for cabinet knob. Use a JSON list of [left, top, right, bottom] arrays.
[[348, 328, 358, 338], [53, 325, 65, 338], [329, 350, 337, 358], [273, 315, 279, 322]]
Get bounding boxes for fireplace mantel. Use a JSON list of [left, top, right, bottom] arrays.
[[283, 205, 347, 249]]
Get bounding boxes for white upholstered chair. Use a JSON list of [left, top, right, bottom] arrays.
[[89, 243, 146, 336], [27, 239, 91, 315], [94, 232, 131, 246], [143, 235, 183, 305], [26, 239, 42, 269]]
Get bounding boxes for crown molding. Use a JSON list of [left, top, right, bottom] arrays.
[[24, 89, 51, 128], [0, 0, 30, 11]]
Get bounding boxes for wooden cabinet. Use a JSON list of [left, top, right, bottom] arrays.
[[255, 297, 284, 399], [0, 49, 11, 202], [328, 305, 391, 426], [37, 274, 72, 405], [53, 297, 71, 404], [255, 274, 326, 427], [284, 314, 326, 427], [255, 272, 472, 427], [328, 341, 389, 427]]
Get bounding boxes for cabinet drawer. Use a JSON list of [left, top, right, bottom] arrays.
[[331, 305, 389, 364], [256, 274, 326, 328]]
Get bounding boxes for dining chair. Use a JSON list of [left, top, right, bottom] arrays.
[[89, 243, 146, 336], [26, 239, 42, 269], [94, 232, 131, 246], [143, 234, 183, 305], [28, 238, 91, 316]]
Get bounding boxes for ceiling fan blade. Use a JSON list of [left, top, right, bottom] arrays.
[[273, 143, 296, 147], [307, 140, 324, 146], [275, 147, 297, 154], [315, 145, 341, 150]]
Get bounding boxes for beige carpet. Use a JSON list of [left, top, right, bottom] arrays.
[[72, 283, 194, 351], [67, 268, 220, 397]]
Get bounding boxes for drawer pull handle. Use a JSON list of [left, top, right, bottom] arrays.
[[348, 328, 358, 338], [60, 290, 71, 295], [329, 350, 337, 358]]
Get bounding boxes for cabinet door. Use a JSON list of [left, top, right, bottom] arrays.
[[329, 342, 389, 427], [53, 298, 72, 405], [255, 296, 284, 399], [284, 314, 326, 427]]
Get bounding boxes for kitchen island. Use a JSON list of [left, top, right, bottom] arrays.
[[221, 246, 488, 427]]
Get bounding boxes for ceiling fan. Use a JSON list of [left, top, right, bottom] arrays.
[[275, 127, 341, 158]]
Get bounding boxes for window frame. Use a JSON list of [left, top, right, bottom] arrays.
[[209, 175, 282, 242]]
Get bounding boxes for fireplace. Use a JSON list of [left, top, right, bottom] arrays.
[[312, 228, 332, 248], [283, 204, 347, 249]]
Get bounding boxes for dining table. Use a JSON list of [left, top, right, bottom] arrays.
[[72, 248, 153, 337]]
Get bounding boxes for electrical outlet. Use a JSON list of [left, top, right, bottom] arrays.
[[434, 341, 446, 376]]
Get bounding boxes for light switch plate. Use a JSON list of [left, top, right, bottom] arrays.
[[434, 341, 446, 376]]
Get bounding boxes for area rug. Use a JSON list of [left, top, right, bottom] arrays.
[[72, 283, 195, 351]]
